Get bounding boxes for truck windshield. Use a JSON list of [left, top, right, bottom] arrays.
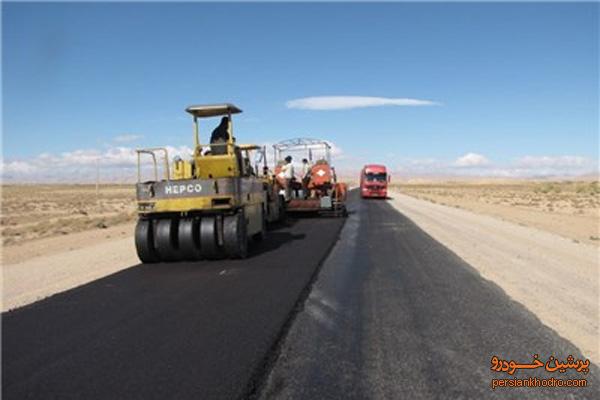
[[365, 172, 387, 182]]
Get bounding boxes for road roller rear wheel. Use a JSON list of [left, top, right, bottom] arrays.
[[224, 211, 248, 259], [135, 219, 159, 263], [178, 218, 202, 261], [154, 219, 181, 262], [200, 216, 220, 259], [252, 207, 266, 242]]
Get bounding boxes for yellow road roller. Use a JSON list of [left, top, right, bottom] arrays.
[[134, 103, 283, 262]]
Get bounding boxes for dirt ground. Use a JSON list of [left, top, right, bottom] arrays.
[[1, 184, 136, 246], [393, 180, 600, 246], [2, 224, 138, 311], [0, 185, 138, 310]]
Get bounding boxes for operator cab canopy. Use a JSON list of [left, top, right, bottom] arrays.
[[185, 103, 242, 118]]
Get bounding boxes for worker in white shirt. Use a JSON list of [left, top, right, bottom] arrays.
[[300, 158, 312, 197], [281, 155, 294, 200]]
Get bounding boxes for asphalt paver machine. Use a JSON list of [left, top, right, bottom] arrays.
[[273, 138, 347, 217]]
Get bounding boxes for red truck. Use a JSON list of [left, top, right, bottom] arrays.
[[360, 164, 389, 198]]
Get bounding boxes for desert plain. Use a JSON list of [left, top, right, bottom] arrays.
[[1, 184, 136, 246], [395, 179, 600, 246]]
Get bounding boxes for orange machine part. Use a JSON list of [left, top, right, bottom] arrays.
[[308, 163, 332, 188]]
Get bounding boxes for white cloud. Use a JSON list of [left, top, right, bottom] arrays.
[[515, 155, 591, 169], [1, 145, 194, 183], [113, 134, 143, 143], [0, 160, 38, 175], [386, 154, 597, 178], [285, 96, 440, 110], [4, 146, 597, 182], [454, 153, 491, 168], [504, 155, 597, 178]]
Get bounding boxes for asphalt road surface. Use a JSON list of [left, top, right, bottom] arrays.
[[2, 216, 344, 400], [259, 192, 599, 399], [4, 192, 598, 399]]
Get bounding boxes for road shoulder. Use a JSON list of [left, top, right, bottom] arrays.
[[388, 190, 599, 363], [2, 223, 138, 311]]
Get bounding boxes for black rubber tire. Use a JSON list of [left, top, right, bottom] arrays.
[[223, 211, 248, 259], [200, 216, 220, 259], [154, 218, 181, 262], [135, 218, 159, 263], [178, 218, 202, 261]]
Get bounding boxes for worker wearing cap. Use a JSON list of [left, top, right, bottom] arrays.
[[281, 155, 294, 200]]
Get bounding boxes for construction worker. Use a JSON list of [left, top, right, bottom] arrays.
[[243, 157, 255, 176], [300, 158, 312, 198], [281, 155, 294, 200], [210, 117, 229, 155]]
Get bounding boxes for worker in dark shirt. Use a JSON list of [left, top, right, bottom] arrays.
[[210, 117, 229, 155]]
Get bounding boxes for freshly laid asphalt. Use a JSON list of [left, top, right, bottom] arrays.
[[4, 191, 599, 399], [259, 192, 599, 399], [2, 216, 344, 400]]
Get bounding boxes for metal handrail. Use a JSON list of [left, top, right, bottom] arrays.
[[136, 147, 171, 182], [273, 138, 332, 164]]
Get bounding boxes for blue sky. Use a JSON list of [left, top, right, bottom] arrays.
[[2, 2, 598, 180]]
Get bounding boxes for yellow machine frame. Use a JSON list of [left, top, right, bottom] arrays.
[[134, 104, 277, 262]]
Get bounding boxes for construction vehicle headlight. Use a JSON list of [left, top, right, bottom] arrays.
[[138, 203, 155, 211]]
